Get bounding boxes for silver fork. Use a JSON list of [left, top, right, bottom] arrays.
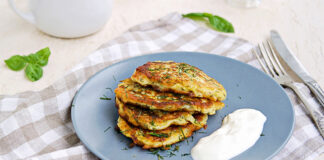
[[253, 41, 324, 138]]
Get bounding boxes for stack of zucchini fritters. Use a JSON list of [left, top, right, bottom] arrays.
[[115, 61, 226, 149]]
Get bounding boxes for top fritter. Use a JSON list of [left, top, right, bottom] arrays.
[[131, 61, 226, 101]]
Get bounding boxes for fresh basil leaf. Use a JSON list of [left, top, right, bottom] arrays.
[[5, 47, 50, 82], [25, 64, 43, 82], [211, 15, 234, 33], [23, 53, 38, 64], [182, 12, 234, 33], [4, 55, 27, 71], [182, 13, 205, 17], [23, 47, 51, 66], [183, 13, 207, 22], [205, 13, 217, 26], [35, 47, 50, 66]]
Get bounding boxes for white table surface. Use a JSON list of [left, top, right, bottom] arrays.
[[1, 0, 324, 95], [0, 0, 323, 159]]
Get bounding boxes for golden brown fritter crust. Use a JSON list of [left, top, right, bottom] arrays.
[[131, 61, 226, 101], [117, 114, 208, 149], [116, 98, 197, 130], [115, 78, 225, 115]]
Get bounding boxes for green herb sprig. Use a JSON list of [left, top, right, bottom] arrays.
[[104, 126, 111, 133], [182, 12, 234, 33], [167, 151, 176, 157], [181, 153, 191, 157], [173, 145, 179, 152], [150, 120, 155, 126], [100, 95, 111, 100], [148, 132, 169, 138], [148, 145, 181, 160], [4, 47, 51, 82], [149, 149, 165, 160], [106, 87, 113, 93], [179, 128, 189, 144]]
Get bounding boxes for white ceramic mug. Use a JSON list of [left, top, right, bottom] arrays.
[[8, 0, 113, 38]]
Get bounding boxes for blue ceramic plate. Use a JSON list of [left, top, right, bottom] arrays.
[[71, 52, 294, 160]]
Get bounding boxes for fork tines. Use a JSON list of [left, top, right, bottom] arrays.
[[252, 41, 288, 78]]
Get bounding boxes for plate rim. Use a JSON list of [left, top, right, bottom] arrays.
[[71, 51, 295, 160]]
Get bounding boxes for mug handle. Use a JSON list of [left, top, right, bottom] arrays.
[[8, 0, 35, 24]]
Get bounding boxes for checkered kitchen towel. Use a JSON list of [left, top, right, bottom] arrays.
[[1, 13, 323, 160]]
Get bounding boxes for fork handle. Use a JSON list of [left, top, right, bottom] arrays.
[[306, 81, 324, 109], [286, 83, 324, 139]]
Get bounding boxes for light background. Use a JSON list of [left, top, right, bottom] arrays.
[[0, 0, 323, 97]]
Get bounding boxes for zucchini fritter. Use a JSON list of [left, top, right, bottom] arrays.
[[117, 114, 208, 149], [116, 98, 198, 130], [115, 78, 224, 115], [131, 61, 226, 101]]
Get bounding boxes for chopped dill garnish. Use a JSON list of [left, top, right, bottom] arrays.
[[173, 145, 179, 152], [164, 145, 180, 158], [260, 133, 265, 136], [157, 154, 164, 160], [149, 149, 159, 154], [148, 68, 160, 71], [125, 88, 128, 98], [178, 63, 186, 74], [181, 153, 190, 157], [149, 149, 165, 160], [113, 75, 117, 81], [100, 94, 111, 100], [150, 120, 155, 126], [104, 126, 111, 133], [148, 145, 182, 159], [122, 147, 128, 150], [179, 128, 189, 144], [198, 131, 207, 134], [106, 87, 113, 93], [148, 132, 169, 138], [71, 104, 75, 107], [193, 119, 201, 125], [167, 152, 176, 157], [238, 96, 242, 99], [180, 128, 186, 140], [178, 135, 182, 141]]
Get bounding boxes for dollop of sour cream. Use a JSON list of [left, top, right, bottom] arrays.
[[191, 108, 267, 160]]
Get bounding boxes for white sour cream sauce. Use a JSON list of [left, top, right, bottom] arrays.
[[191, 108, 267, 160]]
